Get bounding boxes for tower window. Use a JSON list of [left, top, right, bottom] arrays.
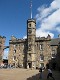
[[28, 44, 31, 51], [28, 29, 32, 34], [29, 24, 31, 27]]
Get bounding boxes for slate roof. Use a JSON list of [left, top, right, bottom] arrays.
[[50, 38, 60, 46]]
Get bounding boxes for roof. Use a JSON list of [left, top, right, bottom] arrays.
[[50, 38, 60, 46]]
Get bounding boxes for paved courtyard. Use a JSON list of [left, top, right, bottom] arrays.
[[0, 68, 60, 80]]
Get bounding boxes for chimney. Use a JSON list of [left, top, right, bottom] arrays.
[[47, 34, 51, 39]]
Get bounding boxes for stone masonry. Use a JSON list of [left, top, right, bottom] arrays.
[[8, 19, 60, 70]]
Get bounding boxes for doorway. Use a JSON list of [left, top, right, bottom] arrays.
[[28, 63, 31, 68]]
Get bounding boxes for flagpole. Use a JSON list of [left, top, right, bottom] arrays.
[[30, 0, 32, 19]]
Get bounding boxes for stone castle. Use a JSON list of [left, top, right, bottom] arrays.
[[0, 1, 60, 70], [0, 18, 60, 70], [7, 19, 60, 69]]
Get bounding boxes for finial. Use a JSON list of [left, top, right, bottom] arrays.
[[30, 0, 32, 19]]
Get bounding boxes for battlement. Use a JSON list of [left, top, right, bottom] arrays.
[[9, 36, 26, 43], [27, 19, 36, 23], [36, 34, 51, 41]]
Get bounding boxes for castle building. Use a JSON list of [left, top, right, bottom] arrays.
[[0, 36, 6, 64], [8, 18, 57, 69], [8, 1, 60, 69], [0, 1, 60, 70]]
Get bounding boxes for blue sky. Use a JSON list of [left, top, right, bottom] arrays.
[[0, 0, 60, 58]]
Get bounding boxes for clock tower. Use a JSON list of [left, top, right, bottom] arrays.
[[27, 19, 36, 69]]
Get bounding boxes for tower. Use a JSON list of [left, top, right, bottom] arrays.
[[26, 0, 36, 69], [0, 36, 6, 63], [27, 19, 36, 69]]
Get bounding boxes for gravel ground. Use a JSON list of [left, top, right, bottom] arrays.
[[0, 68, 60, 80]]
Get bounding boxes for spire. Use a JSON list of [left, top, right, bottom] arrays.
[[30, 0, 32, 19]]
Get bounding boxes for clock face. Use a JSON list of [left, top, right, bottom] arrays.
[[28, 29, 32, 34]]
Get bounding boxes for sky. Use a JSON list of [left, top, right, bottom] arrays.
[[0, 0, 60, 59]]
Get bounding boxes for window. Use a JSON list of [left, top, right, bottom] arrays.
[[0, 41, 2, 44], [28, 29, 32, 35], [14, 44, 18, 48], [40, 54, 44, 61], [40, 63, 44, 68], [0, 56, 2, 60], [29, 53, 31, 57], [13, 45, 16, 50], [13, 56, 16, 61], [28, 44, 31, 51], [29, 24, 31, 27], [13, 45, 16, 48], [40, 44, 43, 50], [51, 50, 56, 58], [0, 46, 1, 50], [14, 49, 16, 53]]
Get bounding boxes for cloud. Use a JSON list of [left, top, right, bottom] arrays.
[[56, 27, 60, 32], [23, 35, 27, 39], [36, 29, 54, 38], [35, 0, 60, 38]]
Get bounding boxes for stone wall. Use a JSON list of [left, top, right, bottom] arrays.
[[0, 36, 6, 63]]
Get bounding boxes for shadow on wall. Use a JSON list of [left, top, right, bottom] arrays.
[[46, 44, 60, 71]]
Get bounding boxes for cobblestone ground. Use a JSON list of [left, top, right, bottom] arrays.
[[0, 68, 60, 80]]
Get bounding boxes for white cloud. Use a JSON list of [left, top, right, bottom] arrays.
[[35, 0, 60, 38], [23, 35, 27, 39], [56, 27, 60, 32], [36, 29, 54, 38], [51, 0, 60, 9], [41, 9, 60, 30]]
